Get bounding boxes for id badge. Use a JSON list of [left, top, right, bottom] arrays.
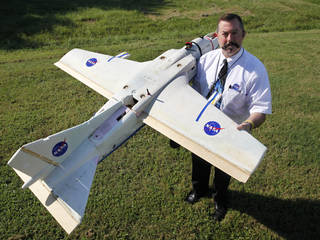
[[210, 92, 222, 106]]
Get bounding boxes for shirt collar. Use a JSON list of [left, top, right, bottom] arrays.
[[220, 47, 244, 67]]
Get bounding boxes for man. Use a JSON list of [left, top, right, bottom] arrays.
[[185, 13, 272, 221]]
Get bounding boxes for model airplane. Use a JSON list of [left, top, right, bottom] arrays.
[[8, 33, 267, 234]]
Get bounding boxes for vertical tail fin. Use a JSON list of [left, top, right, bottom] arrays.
[[10, 155, 98, 234]]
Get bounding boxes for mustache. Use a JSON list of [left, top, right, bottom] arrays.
[[222, 42, 240, 50]]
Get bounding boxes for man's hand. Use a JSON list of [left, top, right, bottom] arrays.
[[237, 113, 266, 132], [237, 121, 252, 132]]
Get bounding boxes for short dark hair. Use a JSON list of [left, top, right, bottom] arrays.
[[217, 13, 245, 32]]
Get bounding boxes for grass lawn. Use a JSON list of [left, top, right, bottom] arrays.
[[1, 0, 319, 239]]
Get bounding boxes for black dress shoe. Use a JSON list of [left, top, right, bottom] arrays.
[[212, 201, 227, 221], [185, 190, 199, 204], [185, 190, 206, 204]]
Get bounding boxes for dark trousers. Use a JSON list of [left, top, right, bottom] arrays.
[[191, 153, 231, 202]]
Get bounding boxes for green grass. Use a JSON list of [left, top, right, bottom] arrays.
[[1, 0, 320, 239]]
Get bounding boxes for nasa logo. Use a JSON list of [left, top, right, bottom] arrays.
[[86, 58, 97, 67], [204, 121, 223, 136], [52, 141, 68, 157]]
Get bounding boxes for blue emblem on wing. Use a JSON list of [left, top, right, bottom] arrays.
[[52, 141, 68, 157], [204, 121, 223, 136], [86, 58, 97, 67]]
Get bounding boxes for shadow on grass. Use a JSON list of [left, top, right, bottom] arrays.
[[0, 0, 166, 49], [229, 190, 320, 240]]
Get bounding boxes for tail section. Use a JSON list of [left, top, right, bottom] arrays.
[[8, 99, 122, 187], [10, 155, 98, 234], [7, 99, 124, 233]]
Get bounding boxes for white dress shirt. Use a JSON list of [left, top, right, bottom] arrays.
[[193, 48, 272, 124]]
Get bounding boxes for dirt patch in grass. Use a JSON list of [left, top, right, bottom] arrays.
[[145, 7, 254, 21], [145, 7, 222, 20]]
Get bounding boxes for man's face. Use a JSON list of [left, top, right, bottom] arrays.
[[217, 19, 245, 57]]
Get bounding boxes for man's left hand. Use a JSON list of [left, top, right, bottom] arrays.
[[237, 122, 252, 132]]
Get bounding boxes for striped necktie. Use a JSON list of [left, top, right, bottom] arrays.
[[206, 59, 228, 101]]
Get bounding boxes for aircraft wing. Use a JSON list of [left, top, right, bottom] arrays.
[[54, 48, 266, 182], [142, 74, 267, 183], [54, 49, 147, 99]]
